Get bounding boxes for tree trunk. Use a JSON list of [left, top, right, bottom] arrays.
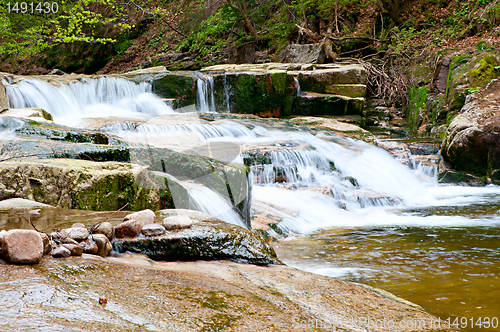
[[226, 0, 258, 37]]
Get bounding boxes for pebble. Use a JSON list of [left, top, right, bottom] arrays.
[[115, 209, 155, 238], [61, 227, 89, 241], [141, 224, 166, 236], [93, 222, 115, 240], [91, 234, 112, 257], [62, 243, 83, 256], [162, 215, 193, 230], [51, 246, 71, 258]]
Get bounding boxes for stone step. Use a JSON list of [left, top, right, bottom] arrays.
[[295, 92, 364, 117]]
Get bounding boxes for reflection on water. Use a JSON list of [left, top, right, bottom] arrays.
[[0, 208, 130, 232], [274, 223, 500, 332]]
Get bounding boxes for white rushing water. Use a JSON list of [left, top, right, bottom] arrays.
[[5, 77, 175, 127], [5, 75, 500, 233]]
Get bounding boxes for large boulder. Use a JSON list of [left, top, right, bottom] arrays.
[[442, 79, 500, 179], [1, 229, 43, 264], [277, 44, 326, 64], [112, 222, 280, 266], [0, 159, 166, 211]]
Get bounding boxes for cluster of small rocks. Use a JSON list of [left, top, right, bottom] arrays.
[[0, 209, 194, 265]]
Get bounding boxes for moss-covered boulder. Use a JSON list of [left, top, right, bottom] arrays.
[[120, 67, 197, 109], [112, 222, 280, 265], [0, 159, 168, 211], [442, 79, 500, 179], [212, 71, 295, 117]]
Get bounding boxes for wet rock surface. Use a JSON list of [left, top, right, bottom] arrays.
[[0, 254, 455, 331], [113, 222, 280, 266]]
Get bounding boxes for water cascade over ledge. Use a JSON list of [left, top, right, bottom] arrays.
[[4, 73, 500, 325]]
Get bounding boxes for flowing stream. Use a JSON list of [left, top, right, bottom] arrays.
[[4, 75, 500, 331]]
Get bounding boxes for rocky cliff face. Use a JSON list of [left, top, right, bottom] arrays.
[[442, 79, 500, 179]]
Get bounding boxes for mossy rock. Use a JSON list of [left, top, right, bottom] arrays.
[[112, 222, 281, 266], [152, 72, 197, 108], [0, 159, 169, 211], [212, 72, 295, 117]]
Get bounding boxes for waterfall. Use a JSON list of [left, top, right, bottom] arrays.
[[5, 75, 500, 237], [223, 74, 231, 113], [293, 76, 302, 96], [196, 75, 215, 113], [5, 76, 174, 126], [186, 184, 246, 228]]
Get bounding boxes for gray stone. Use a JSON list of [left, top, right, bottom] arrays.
[[71, 223, 86, 228], [277, 44, 326, 64], [141, 224, 166, 236], [93, 221, 115, 240], [0, 230, 6, 247], [115, 209, 156, 238], [91, 234, 112, 257], [62, 243, 83, 256], [162, 215, 193, 230], [61, 227, 89, 241], [1, 230, 43, 264], [51, 246, 71, 258]]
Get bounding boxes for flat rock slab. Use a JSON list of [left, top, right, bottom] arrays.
[[112, 223, 280, 266], [0, 198, 54, 210], [0, 255, 457, 331]]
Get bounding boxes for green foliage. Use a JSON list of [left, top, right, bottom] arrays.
[[469, 54, 500, 87], [178, 5, 238, 58], [0, 0, 132, 57]]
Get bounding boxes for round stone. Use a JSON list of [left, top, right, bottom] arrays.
[[141, 224, 166, 237]]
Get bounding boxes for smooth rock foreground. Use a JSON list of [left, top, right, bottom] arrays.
[[0, 254, 456, 331]]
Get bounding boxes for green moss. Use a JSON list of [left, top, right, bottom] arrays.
[[270, 71, 287, 94], [407, 86, 428, 136], [469, 55, 500, 88], [153, 73, 197, 108]]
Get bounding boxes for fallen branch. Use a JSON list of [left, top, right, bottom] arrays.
[[327, 36, 389, 43], [88, 202, 129, 235]]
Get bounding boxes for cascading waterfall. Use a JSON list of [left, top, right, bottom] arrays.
[[223, 74, 231, 113], [5, 76, 174, 127], [5, 74, 499, 322], [5, 75, 500, 236], [293, 76, 302, 96], [196, 75, 215, 113]]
